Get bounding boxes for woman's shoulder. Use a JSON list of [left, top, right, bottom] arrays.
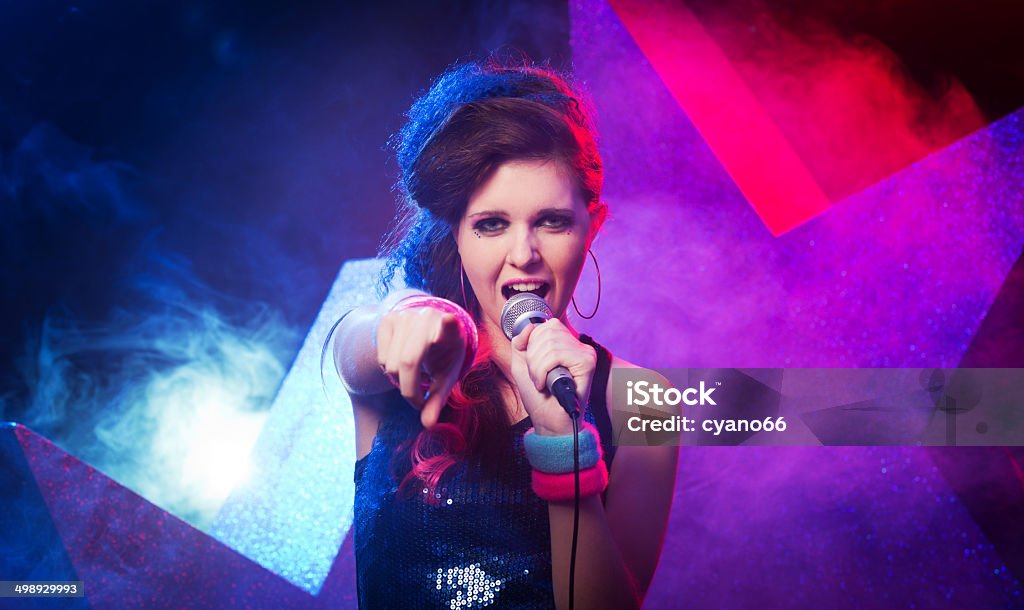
[[579, 334, 640, 372], [609, 353, 670, 379], [609, 355, 639, 370], [601, 354, 632, 428], [603, 354, 673, 421]]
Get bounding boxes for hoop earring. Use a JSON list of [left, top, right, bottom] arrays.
[[571, 249, 601, 319], [459, 262, 469, 311]]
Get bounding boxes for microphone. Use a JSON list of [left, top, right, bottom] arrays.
[[500, 293, 581, 418]]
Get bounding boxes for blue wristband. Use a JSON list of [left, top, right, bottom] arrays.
[[523, 422, 602, 474]]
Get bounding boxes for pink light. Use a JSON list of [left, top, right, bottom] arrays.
[[609, 0, 831, 235]]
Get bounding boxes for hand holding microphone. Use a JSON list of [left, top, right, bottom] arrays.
[[501, 293, 597, 428]]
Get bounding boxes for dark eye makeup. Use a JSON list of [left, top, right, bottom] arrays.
[[470, 211, 577, 235], [472, 217, 508, 234], [539, 213, 575, 230]]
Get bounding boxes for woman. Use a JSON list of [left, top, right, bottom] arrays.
[[333, 59, 677, 609]]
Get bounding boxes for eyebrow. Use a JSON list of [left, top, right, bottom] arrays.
[[466, 207, 576, 219]]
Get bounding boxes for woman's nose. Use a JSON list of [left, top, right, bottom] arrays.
[[507, 228, 541, 268]]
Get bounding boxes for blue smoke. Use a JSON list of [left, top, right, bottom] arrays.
[[2, 123, 299, 529]]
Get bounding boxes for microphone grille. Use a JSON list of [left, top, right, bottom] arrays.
[[500, 293, 553, 340]]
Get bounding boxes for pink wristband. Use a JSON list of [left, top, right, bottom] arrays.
[[531, 459, 609, 502], [390, 295, 479, 379]]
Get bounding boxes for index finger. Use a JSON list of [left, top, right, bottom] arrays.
[[420, 363, 461, 429], [510, 322, 535, 353]]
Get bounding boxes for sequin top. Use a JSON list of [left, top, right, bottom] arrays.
[[353, 336, 616, 609]]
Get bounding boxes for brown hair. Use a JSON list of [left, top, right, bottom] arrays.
[[379, 58, 606, 498]]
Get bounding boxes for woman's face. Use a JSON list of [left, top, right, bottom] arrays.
[[455, 159, 597, 336]]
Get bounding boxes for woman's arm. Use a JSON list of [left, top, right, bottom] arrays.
[[508, 321, 677, 607], [547, 495, 642, 609], [333, 288, 476, 432], [546, 358, 678, 609], [602, 359, 679, 599], [332, 288, 426, 397], [331, 302, 396, 460], [333, 303, 399, 397]]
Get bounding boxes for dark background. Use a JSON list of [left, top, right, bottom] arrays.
[[0, 0, 571, 427]]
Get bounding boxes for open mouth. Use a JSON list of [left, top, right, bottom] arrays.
[[502, 281, 550, 301]]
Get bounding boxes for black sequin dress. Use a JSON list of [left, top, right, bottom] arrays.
[[353, 336, 617, 609]]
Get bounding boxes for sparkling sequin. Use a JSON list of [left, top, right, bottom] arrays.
[[435, 564, 503, 609], [353, 337, 615, 608]]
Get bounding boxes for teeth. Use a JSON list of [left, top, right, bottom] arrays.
[[510, 282, 544, 292]]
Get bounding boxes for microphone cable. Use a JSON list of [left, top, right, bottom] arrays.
[[568, 399, 582, 610]]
